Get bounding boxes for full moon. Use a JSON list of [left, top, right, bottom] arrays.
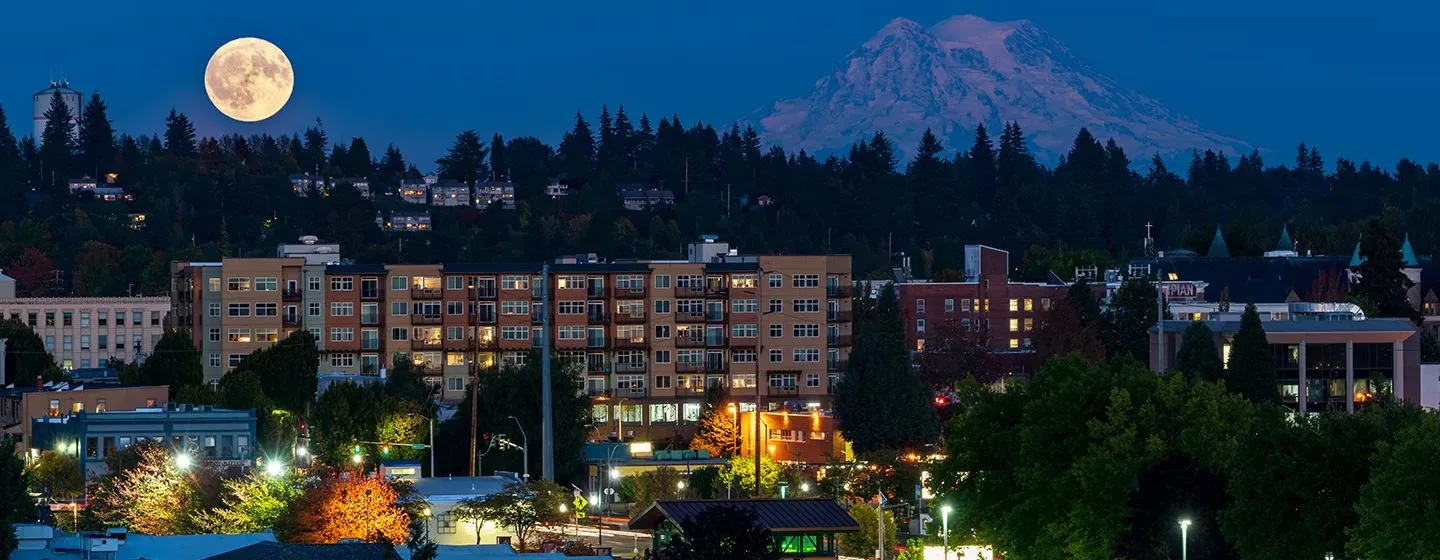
[[204, 37, 294, 122]]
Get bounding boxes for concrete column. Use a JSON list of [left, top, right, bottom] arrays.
[[1297, 342, 1307, 413], [1394, 340, 1405, 403], [1346, 341, 1355, 413]]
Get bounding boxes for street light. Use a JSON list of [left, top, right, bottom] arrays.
[[265, 460, 284, 478], [507, 415, 530, 481], [175, 453, 193, 471], [1179, 518, 1192, 560], [352, 453, 363, 465], [941, 505, 953, 560], [799, 482, 810, 493]]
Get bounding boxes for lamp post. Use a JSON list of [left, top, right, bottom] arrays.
[[1179, 519, 1192, 560], [402, 412, 435, 479], [507, 415, 530, 481], [941, 505, 953, 560]]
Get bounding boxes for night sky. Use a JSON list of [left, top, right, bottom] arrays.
[[0, 0, 1433, 168]]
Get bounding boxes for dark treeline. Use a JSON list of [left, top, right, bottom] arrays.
[[1, 93, 1437, 298]]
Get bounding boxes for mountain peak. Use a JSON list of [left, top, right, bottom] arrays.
[[748, 15, 1251, 161]]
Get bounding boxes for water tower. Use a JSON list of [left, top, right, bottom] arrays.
[[33, 78, 82, 143]]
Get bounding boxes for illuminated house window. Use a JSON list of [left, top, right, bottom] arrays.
[[1222, 343, 1232, 369], [1009, 338, 1019, 349]]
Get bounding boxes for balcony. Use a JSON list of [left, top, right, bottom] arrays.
[[282, 288, 302, 301], [587, 286, 610, 300], [361, 314, 382, 326], [614, 338, 648, 349], [413, 338, 443, 349], [827, 285, 854, 298], [705, 286, 729, 298], [361, 288, 382, 301], [361, 339, 381, 351], [827, 310, 853, 323], [587, 387, 612, 398], [615, 362, 648, 373], [615, 386, 649, 398], [587, 338, 608, 349], [587, 362, 611, 375], [470, 311, 497, 325], [676, 337, 706, 348], [705, 311, 726, 323], [676, 311, 705, 323], [676, 362, 705, 373], [282, 314, 301, 327], [827, 360, 848, 373], [705, 359, 729, 373], [587, 312, 610, 324], [678, 384, 708, 395], [531, 313, 545, 325], [472, 286, 498, 299], [768, 385, 799, 397], [616, 286, 647, 299], [828, 334, 852, 347], [676, 285, 706, 297], [413, 314, 443, 325], [411, 287, 442, 300], [615, 311, 647, 324]]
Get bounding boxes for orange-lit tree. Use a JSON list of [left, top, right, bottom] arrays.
[[288, 472, 411, 545]]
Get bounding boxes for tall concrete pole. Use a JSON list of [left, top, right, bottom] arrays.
[[541, 263, 555, 481]]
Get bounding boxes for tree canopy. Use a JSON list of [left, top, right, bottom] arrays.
[[834, 284, 940, 454]]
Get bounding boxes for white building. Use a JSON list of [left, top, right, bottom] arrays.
[[430, 181, 470, 207], [475, 181, 516, 209], [377, 211, 433, 232], [0, 273, 170, 371], [33, 80, 81, 143], [12, 525, 275, 560]]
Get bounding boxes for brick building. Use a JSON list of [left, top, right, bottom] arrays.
[[898, 245, 1077, 360], [738, 410, 849, 465], [170, 238, 853, 442], [1, 383, 168, 455]]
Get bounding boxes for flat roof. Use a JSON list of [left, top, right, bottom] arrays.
[[1152, 318, 1417, 335]]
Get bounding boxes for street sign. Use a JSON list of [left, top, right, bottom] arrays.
[[573, 494, 589, 512], [576, 512, 587, 519], [411, 444, 427, 450]]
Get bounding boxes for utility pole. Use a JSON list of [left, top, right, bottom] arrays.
[[469, 319, 479, 475], [1157, 266, 1166, 373], [683, 157, 690, 196], [541, 263, 555, 481]]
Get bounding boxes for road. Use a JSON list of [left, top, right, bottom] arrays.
[[543, 522, 651, 558]]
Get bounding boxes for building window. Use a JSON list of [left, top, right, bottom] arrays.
[[559, 301, 585, 315], [653, 299, 671, 314], [732, 324, 758, 338], [806, 372, 821, 387], [769, 373, 798, 387], [330, 354, 356, 368], [654, 375, 672, 389], [654, 325, 671, 339], [501, 301, 530, 315], [391, 328, 410, 341], [62, 336, 72, 351], [916, 299, 926, 314], [446, 276, 464, 290], [228, 354, 244, 368], [254, 277, 277, 291], [227, 303, 251, 317], [653, 275, 671, 289], [1042, 298, 1053, 311], [733, 349, 756, 363], [1024, 298, 1034, 312], [917, 319, 926, 333], [501, 275, 529, 290], [768, 299, 782, 314], [650, 404, 678, 423], [228, 328, 253, 343], [45, 312, 55, 326], [255, 303, 278, 317], [768, 324, 783, 338], [208, 278, 221, 292], [792, 274, 819, 288], [654, 350, 672, 364], [207, 328, 220, 343], [501, 326, 530, 340], [228, 277, 252, 291], [768, 273, 782, 288], [794, 349, 820, 363], [1009, 338, 1019, 349], [559, 326, 586, 340], [99, 335, 109, 350], [330, 328, 354, 342], [330, 303, 354, 317], [390, 302, 408, 316], [1009, 299, 1019, 312], [62, 312, 72, 326], [308, 276, 321, 291], [256, 328, 279, 343], [792, 299, 820, 313], [793, 324, 819, 338], [1024, 318, 1034, 331], [446, 326, 465, 341], [209, 353, 221, 368], [1009, 319, 1019, 332], [446, 377, 465, 392], [769, 349, 783, 363]]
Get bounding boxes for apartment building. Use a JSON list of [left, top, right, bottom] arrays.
[[169, 238, 852, 442], [1, 383, 168, 454], [0, 273, 169, 372]]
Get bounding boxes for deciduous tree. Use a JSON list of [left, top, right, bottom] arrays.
[[288, 472, 410, 545], [658, 504, 778, 560], [1349, 414, 1440, 559], [0, 438, 32, 558], [688, 384, 738, 457]]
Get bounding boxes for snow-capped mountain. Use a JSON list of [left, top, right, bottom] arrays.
[[748, 15, 1252, 161]]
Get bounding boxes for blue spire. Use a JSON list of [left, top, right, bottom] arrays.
[[1276, 225, 1294, 252], [1207, 226, 1230, 258], [1402, 234, 1419, 267], [1350, 236, 1365, 267]]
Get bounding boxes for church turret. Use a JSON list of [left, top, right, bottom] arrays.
[[1265, 225, 1299, 257], [1207, 226, 1230, 258]]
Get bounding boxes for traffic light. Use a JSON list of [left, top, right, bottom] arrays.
[[352, 445, 362, 454], [381, 445, 391, 456]]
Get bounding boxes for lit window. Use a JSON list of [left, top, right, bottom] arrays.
[[1023, 298, 1033, 312], [1009, 319, 1019, 332], [1009, 338, 1019, 349], [1009, 299, 1019, 312]]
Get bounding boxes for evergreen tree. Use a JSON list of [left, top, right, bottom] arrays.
[[968, 124, 997, 207], [1101, 276, 1160, 363], [0, 104, 28, 220], [1175, 321, 1223, 382], [162, 110, 196, 158], [39, 92, 76, 192], [346, 137, 372, 178], [435, 130, 489, 185], [378, 144, 406, 186], [489, 134, 507, 181], [302, 119, 328, 172], [1227, 303, 1278, 404], [834, 285, 940, 454], [135, 330, 204, 395], [76, 93, 116, 177], [0, 438, 34, 558], [1350, 219, 1420, 323], [612, 106, 635, 179], [559, 112, 595, 183]]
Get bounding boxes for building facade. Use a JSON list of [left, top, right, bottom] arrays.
[[28, 403, 258, 476], [0, 274, 170, 372], [737, 410, 849, 465], [1150, 318, 1421, 412], [169, 239, 853, 442], [899, 245, 1079, 355], [1, 383, 168, 455]]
